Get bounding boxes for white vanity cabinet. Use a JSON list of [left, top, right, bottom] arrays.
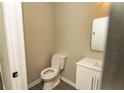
[[76, 57, 102, 90]]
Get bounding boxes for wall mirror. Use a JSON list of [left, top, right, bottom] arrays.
[[91, 17, 109, 51]]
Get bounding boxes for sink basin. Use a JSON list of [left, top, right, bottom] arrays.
[[76, 57, 103, 71], [95, 61, 103, 67]]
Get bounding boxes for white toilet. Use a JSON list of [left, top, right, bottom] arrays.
[[40, 54, 67, 90]]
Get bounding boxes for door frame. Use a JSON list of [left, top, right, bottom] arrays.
[[2, 2, 28, 89]]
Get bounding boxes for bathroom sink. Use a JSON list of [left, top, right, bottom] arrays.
[[76, 57, 103, 71], [94, 61, 103, 68]]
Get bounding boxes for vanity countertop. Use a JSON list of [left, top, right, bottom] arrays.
[[76, 57, 103, 72]]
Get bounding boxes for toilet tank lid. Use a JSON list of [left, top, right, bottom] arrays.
[[54, 54, 66, 58]]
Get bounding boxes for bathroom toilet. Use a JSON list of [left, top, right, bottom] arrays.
[[40, 54, 67, 90]]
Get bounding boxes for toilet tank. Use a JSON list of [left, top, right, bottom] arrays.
[[59, 54, 67, 70], [51, 54, 67, 70]]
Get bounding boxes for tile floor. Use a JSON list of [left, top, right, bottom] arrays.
[[0, 77, 76, 90]]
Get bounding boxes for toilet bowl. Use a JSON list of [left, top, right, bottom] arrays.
[[40, 54, 67, 90], [41, 67, 58, 81]]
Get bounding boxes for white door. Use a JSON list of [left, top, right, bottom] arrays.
[[0, 3, 13, 89], [0, 2, 28, 90], [1, 25, 13, 89], [76, 70, 95, 90]]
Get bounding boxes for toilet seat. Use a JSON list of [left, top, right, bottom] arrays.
[[41, 67, 58, 80]]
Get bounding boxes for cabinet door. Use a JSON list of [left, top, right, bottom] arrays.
[[76, 70, 95, 90], [95, 74, 102, 90]]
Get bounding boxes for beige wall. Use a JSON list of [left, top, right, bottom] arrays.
[[53, 3, 109, 82], [22, 2, 109, 84], [22, 3, 54, 84]]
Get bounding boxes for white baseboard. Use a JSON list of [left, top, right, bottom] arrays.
[[61, 76, 76, 88], [28, 77, 76, 89], [28, 78, 41, 89]]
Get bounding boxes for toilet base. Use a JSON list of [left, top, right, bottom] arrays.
[[43, 74, 60, 90]]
